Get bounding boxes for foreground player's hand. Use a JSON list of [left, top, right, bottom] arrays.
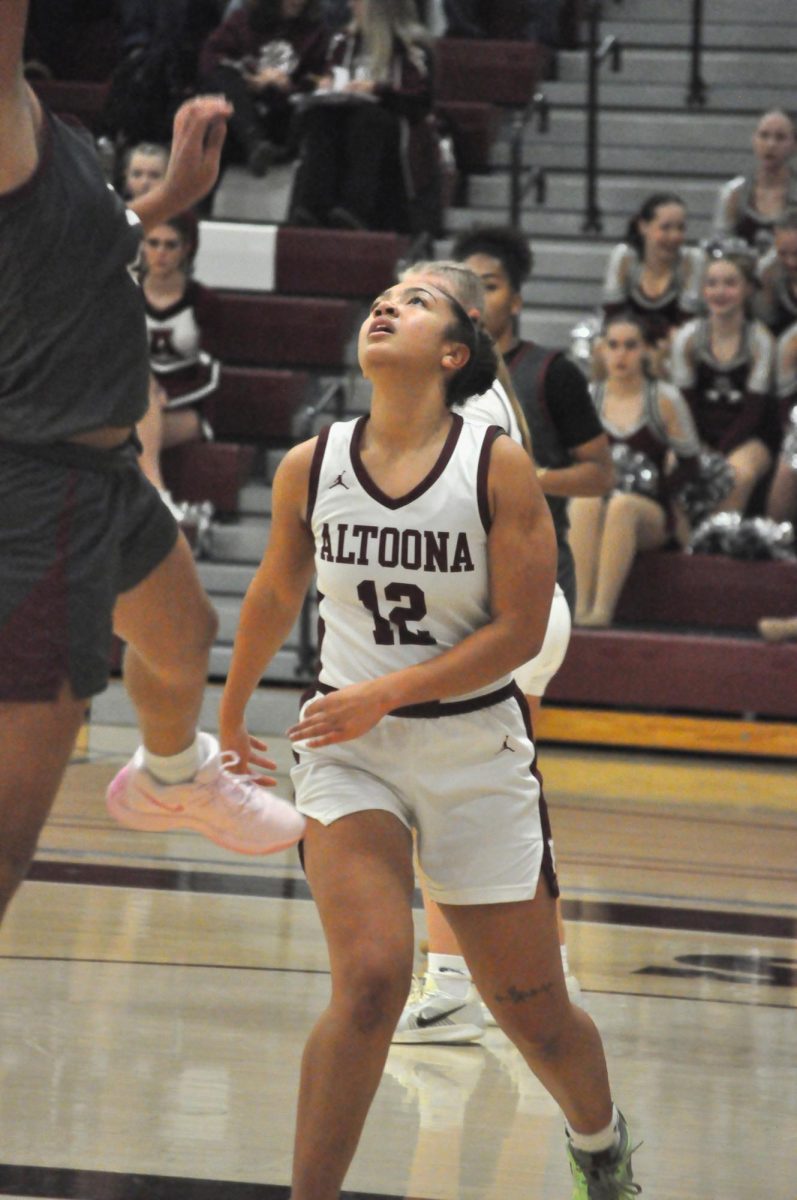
[[220, 723, 278, 786], [164, 94, 233, 210], [287, 683, 389, 748]]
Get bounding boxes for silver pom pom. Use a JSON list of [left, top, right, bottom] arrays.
[[689, 512, 795, 560], [611, 443, 659, 498], [678, 451, 736, 527], [782, 405, 797, 470]]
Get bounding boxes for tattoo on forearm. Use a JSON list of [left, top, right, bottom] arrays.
[[494, 981, 555, 1006]]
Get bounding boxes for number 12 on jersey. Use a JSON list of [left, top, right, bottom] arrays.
[[357, 580, 437, 646]]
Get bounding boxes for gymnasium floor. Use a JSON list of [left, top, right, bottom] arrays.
[[0, 706, 795, 1200]]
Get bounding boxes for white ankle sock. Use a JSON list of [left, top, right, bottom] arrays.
[[567, 1104, 620, 1155], [144, 735, 202, 785], [428, 953, 471, 999]]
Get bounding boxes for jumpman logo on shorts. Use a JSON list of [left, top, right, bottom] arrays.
[[329, 471, 350, 489], [499, 735, 515, 753]]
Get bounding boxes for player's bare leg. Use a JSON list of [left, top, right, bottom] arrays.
[[292, 811, 415, 1200], [0, 682, 86, 921]]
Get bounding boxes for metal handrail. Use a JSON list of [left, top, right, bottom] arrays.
[[582, 1, 622, 233], [508, 91, 549, 226], [294, 377, 346, 441], [686, 0, 707, 108]]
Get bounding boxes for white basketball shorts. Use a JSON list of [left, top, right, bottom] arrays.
[[291, 688, 559, 905]]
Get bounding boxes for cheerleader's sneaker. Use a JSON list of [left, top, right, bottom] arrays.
[[106, 735, 305, 856]]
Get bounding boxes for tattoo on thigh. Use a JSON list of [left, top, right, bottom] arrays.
[[494, 981, 555, 1006]]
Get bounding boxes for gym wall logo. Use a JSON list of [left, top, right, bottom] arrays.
[[636, 953, 797, 988]]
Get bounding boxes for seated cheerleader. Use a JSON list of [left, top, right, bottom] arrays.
[[714, 108, 797, 259], [136, 212, 223, 514], [601, 191, 704, 375], [763, 316, 797, 524], [570, 312, 701, 628], [670, 245, 779, 516], [755, 208, 797, 336]]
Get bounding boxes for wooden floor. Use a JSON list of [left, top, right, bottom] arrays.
[[1, 716, 796, 1200]]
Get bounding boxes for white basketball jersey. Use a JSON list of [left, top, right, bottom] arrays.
[[307, 413, 512, 705]]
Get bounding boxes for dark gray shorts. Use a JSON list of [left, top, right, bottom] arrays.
[[0, 438, 178, 702]]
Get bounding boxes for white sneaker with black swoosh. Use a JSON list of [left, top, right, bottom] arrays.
[[392, 974, 485, 1044]]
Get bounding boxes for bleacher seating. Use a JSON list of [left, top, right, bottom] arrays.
[[434, 38, 546, 176], [162, 441, 255, 516], [614, 551, 797, 632], [31, 79, 109, 131], [547, 628, 797, 721], [208, 367, 311, 443]]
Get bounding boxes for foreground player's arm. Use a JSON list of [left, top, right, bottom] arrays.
[[219, 440, 318, 773], [0, 1, 40, 194], [289, 437, 557, 747], [128, 95, 232, 233]]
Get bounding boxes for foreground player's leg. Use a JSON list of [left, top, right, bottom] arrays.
[[443, 881, 640, 1199], [107, 535, 304, 854], [0, 682, 86, 921], [292, 811, 416, 1200]]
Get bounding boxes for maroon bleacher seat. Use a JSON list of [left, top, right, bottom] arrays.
[[214, 294, 357, 369], [208, 367, 311, 442], [276, 230, 409, 299], [162, 441, 255, 515], [614, 551, 797, 632], [435, 101, 501, 174], [547, 629, 797, 720], [31, 79, 110, 131], [434, 39, 548, 107]]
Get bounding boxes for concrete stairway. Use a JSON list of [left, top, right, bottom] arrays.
[[454, 0, 797, 345]]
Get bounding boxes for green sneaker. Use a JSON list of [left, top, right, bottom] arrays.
[[566, 1111, 641, 1199]]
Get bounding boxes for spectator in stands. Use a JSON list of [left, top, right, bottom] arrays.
[[754, 208, 797, 336], [670, 246, 779, 516], [714, 108, 797, 258], [451, 225, 614, 618], [122, 141, 170, 199], [570, 312, 701, 627], [601, 192, 704, 374], [199, 0, 329, 176], [288, 0, 433, 231], [136, 213, 224, 517]]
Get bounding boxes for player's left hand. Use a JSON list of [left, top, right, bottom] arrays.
[[287, 682, 390, 748]]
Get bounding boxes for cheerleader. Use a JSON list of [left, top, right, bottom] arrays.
[[671, 247, 779, 514], [570, 312, 700, 627], [755, 208, 797, 336], [714, 108, 797, 258], [601, 192, 704, 369], [137, 212, 223, 506]]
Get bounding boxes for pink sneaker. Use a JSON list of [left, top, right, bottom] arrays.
[[106, 735, 305, 855]]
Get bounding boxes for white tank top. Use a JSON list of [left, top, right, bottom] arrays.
[[307, 413, 513, 710]]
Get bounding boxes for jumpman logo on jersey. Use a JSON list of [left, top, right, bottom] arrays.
[[329, 471, 350, 490], [499, 735, 515, 754]]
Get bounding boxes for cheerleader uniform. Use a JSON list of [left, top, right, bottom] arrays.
[[670, 317, 779, 455], [602, 243, 704, 344]]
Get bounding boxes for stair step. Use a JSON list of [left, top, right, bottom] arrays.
[[467, 172, 721, 217], [555, 46, 797, 88], [446, 203, 713, 244]]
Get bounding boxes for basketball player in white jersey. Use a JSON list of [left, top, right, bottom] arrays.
[[389, 261, 578, 1044], [219, 280, 641, 1200]]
